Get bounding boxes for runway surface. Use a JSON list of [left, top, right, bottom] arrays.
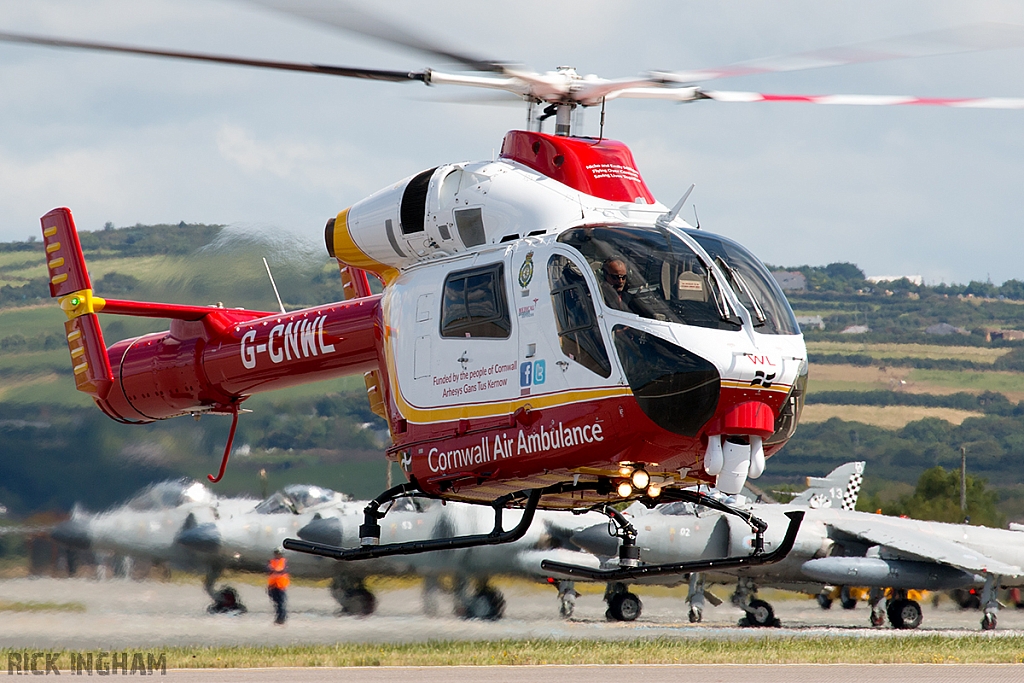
[[1, 576, 1023, 649], [159, 664, 1024, 683]]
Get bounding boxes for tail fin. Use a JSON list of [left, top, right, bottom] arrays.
[[790, 461, 865, 511], [40, 208, 114, 401]]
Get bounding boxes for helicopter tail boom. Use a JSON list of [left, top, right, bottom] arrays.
[[40, 207, 385, 424]]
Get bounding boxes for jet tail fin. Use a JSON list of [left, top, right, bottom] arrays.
[[40, 208, 115, 401], [789, 461, 865, 511]]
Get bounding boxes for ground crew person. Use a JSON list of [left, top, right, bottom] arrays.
[[267, 548, 289, 624]]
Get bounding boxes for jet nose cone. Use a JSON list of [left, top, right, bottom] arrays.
[[571, 524, 619, 557], [297, 516, 343, 547], [51, 520, 92, 550], [176, 523, 221, 554]]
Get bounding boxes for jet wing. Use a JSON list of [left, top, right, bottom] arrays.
[[827, 518, 1023, 578]]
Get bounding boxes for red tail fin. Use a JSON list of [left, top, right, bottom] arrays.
[[40, 208, 114, 401]]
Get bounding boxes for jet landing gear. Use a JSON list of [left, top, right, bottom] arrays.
[[733, 578, 780, 628], [553, 579, 579, 619], [980, 574, 1000, 631], [202, 566, 247, 615], [870, 588, 922, 629], [685, 572, 722, 623], [331, 576, 377, 616], [453, 578, 506, 621], [604, 582, 643, 621]]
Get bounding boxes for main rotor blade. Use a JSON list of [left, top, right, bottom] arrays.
[[615, 86, 1024, 109], [703, 90, 1024, 109], [249, 0, 509, 74], [0, 30, 426, 82], [656, 22, 1024, 84]]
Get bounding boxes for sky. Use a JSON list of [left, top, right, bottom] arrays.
[[1, 0, 1023, 285]]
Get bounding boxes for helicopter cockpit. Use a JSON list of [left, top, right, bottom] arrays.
[[556, 225, 799, 335], [126, 479, 214, 511], [255, 484, 351, 515]]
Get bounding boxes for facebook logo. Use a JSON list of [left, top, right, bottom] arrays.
[[520, 361, 533, 387]]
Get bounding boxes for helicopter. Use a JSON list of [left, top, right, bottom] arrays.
[[10, 4, 1024, 577]]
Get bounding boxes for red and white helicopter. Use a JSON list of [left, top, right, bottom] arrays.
[[9, 7, 1024, 577]]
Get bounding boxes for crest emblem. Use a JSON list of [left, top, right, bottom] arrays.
[[518, 252, 534, 288]]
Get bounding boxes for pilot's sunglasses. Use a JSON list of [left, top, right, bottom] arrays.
[[605, 273, 627, 281]]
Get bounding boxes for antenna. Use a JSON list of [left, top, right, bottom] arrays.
[[598, 97, 606, 141], [657, 184, 695, 227], [693, 205, 701, 229], [263, 257, 286, 314]]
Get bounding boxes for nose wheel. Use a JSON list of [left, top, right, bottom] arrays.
[[604, 582, 643, 621], [885, 598, 922, 630]]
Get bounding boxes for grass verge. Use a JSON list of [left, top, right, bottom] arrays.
[[7, 637, 1021, 667], [0, 600, 86, 613]]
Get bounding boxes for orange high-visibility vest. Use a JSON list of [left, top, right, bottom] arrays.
[[267, 556, 290, 590]]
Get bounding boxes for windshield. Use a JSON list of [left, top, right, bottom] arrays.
[[255, 484, 347, 514], [687, 231, 800, 335], [127, 479, 213, 511], [558, 226, 740, 331], [657, 501, 697, 516]]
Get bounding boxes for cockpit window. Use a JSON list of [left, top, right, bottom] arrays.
[[547, 254, 612, 378], [255, 484, 347, 514], [127, 479, 212, 511], [558, 226, 740, 331], [688, 231, 800, 335], [657, 501, 697, 516], [440, 263, 511, 339]]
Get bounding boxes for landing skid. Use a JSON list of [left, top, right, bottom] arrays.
[[541, 489, 804, 581], [284, 481, 598, 561], [283, 481, 803, 577]]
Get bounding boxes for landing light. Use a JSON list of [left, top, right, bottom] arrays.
[[647, 484, 662, 498], [630, 468, 650, 490], [616, 481, 633, 498]]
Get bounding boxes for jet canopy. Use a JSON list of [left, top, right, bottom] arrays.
[[255, 484, 350, 515], [126, 479, 214, 511]]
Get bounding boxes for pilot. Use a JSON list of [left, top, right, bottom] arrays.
[[600, 258, 632, 312], [267, 548, 290, 624]]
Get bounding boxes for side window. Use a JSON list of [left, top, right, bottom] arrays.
[[547, 254, 611, 378], [440, 263, 511, 338]]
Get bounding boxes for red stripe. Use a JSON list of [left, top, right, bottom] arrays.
[[760, 94, 816, 103]]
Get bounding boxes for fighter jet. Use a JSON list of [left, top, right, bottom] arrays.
[[570, 462, 1024, 630], [50, 479, 259, 593], [176, 486, 608, 619]]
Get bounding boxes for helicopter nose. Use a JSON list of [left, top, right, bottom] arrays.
[[51, 520, 92, 550], [296, 516, 344, 547], [176, 523, 221, 554], [570, 524, 619, 557]]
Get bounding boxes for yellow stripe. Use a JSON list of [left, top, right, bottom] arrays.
[[43, 226, 58, 237], [66, 330, 82, 342], [332, 208, 399, 285], [48, 257, 65, 270], [46, 242, 61, 253], [70, 347, 85, 358], [51, 273, 68, 285], [721, 380, 792, 395], [73, 362, 89, 375]]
